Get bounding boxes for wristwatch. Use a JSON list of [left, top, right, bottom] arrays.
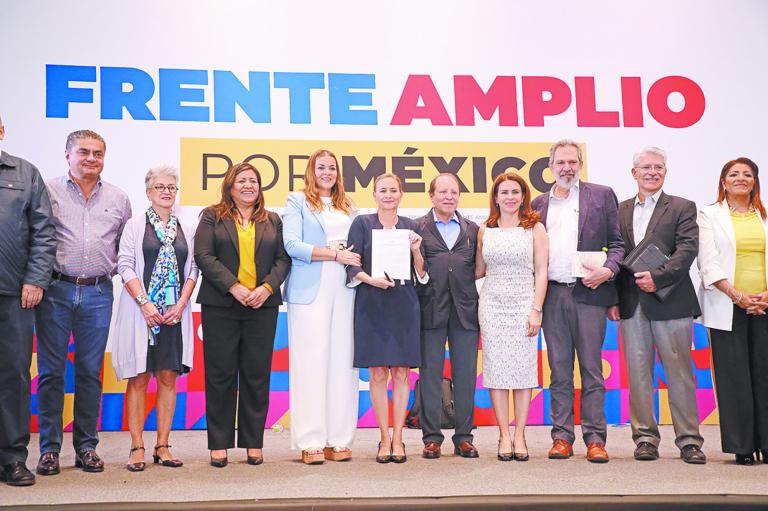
[[135, 294, 148, 306], [532, 305, 542, 313]]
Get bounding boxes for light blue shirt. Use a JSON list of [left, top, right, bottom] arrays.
[[433, 210, 461, 249], [633, 189, 662, 243]]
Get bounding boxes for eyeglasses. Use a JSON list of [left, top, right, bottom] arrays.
[[636, 164, 666, 171], [151, 185, 179, 193]]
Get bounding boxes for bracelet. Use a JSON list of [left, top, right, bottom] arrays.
[[731, 290, 743, 304], [135, 294, 148, 306], [532, 305, 542, 313]]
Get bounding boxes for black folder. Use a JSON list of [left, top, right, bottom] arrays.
[[620, 234, 678, 302]]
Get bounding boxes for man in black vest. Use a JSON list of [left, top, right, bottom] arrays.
[[414, 173, 480, 459]]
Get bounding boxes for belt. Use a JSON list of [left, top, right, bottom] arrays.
[[52, 271, 111, 286], [548, 280, 577, 288]]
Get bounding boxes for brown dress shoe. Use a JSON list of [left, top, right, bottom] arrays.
[[586, 443, 609, 463], [548, 439, 573, 459], [422, 442, 441, 459], [454, 441, 479, 458]]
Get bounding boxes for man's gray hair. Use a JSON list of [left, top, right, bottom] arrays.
[[548, 139, 583, 166], [65, 129, 106, 151], [145, 164, 179, 189], [632, 146, 667, 167]]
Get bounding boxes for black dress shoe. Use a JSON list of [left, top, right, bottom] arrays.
[[75, 449, 105, 472], [760, 450, 768, 464], [633, 442, 659, 461], [36, 452, 60, 476], [153, 445, 183, 468], [247, 456, 263, 465], [735, 453, 755, 465], [126, 446, 146, 472], [210, 455, 228, 468], [1, 462, 36, 486], [680, 444, 706, 464]]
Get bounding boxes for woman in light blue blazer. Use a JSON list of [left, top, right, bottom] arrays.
[[282, 149, 361, 464]]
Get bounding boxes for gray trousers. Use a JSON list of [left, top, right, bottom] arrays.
[[0, 295, 34, 466], [542, 283, 607, 445], [620, 305, 703, 449], [419, 306, 478, 447]]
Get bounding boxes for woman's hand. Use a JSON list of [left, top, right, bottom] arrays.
[[367, 276, 396, 290], [335, 245, 361, 266], [229, 283, 251, 306], [141, 301, 164, 327], [526, 309, 542, 337], [409, 231, 422, 253], [162, 299, 187, 325], [746, 290, 768, 315], [245, 286, 271, 309]]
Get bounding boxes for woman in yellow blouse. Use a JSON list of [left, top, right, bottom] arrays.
[[697, 157, 768, 465], [194, 162, 291, 467]]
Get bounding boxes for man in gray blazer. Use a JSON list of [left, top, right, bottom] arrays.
[[531, 139, 624, 463], [414, 173, 480, 459], [609, 146, 706, 464]]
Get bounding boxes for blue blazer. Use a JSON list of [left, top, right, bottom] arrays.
[[282, 192, 354, 304]]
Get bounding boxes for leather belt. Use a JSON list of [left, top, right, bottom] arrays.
[[52, 271, 110, 286], [548, 280, 577, 288]]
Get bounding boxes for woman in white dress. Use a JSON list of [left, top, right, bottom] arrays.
[[476, 172, 548, 461], [282, 149, 362, 464]]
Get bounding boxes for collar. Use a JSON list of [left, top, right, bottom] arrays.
[[549, 180, 580, 200], [67, 172, 102, 189], [432, 209, 460, 225], [0, 151, 17, 167], [634, 189, 663, 206]]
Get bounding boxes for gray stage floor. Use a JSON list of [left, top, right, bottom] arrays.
[[1, 425, 766, 507]]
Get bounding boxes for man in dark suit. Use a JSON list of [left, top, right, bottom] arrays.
[[413, 173, 480, 459], [608, 146, 706, 464], [531, 139, 624, 463]]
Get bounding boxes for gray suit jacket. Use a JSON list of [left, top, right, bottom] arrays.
[[616, 191, 701, 320], [415, 209, 480, 331], [531, 181, 625, 307]]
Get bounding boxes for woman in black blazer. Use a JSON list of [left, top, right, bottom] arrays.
[[194, 162, 291, 467]]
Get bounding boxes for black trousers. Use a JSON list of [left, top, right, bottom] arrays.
[[202, 303, 278, 450], [419, 303, 478, 447], [0, 295, 34, 466], [709, 306, 768, 454]]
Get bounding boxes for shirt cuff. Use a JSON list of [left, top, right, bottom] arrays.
[[415, 271, 430, 284], [262, 282, 274, 294]]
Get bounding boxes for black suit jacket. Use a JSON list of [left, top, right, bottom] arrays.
[[415, 209, 480, 331], [194, 207, 291, 308], [616, 191, 701, 320]]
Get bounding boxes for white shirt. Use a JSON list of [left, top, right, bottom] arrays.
[[632, 189, 662, 243], [321, 196, 353, 246], [546, 182, 580, 283]]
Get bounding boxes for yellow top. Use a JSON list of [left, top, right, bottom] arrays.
[[732, 211, 766, 294], [236, 220, 257, 289]]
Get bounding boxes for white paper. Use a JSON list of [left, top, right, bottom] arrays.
[[572, 251, 607, 278], [371, 229, 411, 280]]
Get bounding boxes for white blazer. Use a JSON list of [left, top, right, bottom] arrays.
[[697, 202, 768, 331], [111, 214, 199, 380]]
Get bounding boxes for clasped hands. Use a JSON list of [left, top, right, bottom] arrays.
[[230, 282, 270, 309], [732, 289, 768, 315], [141, 299, 188, 327]]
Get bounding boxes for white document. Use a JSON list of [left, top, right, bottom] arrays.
[[371, 229, 411, 280], [572, 251, 607, 278]]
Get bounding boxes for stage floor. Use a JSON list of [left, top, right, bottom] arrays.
[[2, 426, 766, 508]]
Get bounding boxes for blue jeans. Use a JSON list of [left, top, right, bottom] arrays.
[[35, 278, 113, 454]]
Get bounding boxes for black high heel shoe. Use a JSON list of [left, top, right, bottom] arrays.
[[391, 442, 407, 463], [210, 450, 228, 468], [513, 440, 530, 462], [126, 446, 145, 472], [759, 450, 767, 464], [497, 440, 513, 462], [735, 453, 755, 465], [153, 444, 183, 467], [375, 442, 392, 464]]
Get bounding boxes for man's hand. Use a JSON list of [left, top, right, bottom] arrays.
[[581, 264, 613, 289], [229, 283, 251, 306], [634, 271, 657, 293], [21, 284, 44, 309], [607, 305, 620, 322], [245, 286, 271, 309]]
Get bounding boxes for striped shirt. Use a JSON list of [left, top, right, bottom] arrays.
[[46, 175, 132, 278]]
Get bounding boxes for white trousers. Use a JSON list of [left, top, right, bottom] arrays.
[[287, 261, 359, 450]]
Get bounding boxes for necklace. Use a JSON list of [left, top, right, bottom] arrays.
[[728, 201, 755, 217]]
